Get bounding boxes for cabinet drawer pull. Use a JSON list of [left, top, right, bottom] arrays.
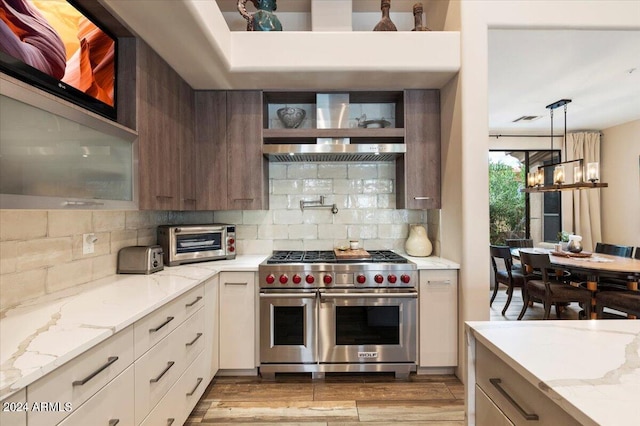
[[413, 196, 431, 200], [490, 378, 539, 421], [185, 296, 202, 307], [167, 419, 175, 426], [108, 420, 120, 426], [186, 377, 204, 396], [427, 280, 451, 285], [72, 356, 118, 386], [149, 316, 174, 333], [225, 282, 248, 286], [232, 198, 254, 201], [150, 361, 175, 383], [156, 195, 174, 199], [186, 332, 203, 347]]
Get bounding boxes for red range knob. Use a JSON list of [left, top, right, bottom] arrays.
[[228, 246, 235, 252], [323, 275, 333, 285], [228, 238, 235, 244], [266, 274, 275, 284], [401, 274, 411, 284], [279, 274, 288, 284], [306, 274, 315, 284], [356, 274, 366, 284], [387, 274, 397, 284], [374, 274, 384, 284], [292, 274, 302, 284]]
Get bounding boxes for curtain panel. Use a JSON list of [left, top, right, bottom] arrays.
[[565, 132, 602, 251]]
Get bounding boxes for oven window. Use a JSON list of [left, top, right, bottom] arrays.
[[176, 233, 221, 254], [335, 306, 399, 345], [273, 306, 305, 346]]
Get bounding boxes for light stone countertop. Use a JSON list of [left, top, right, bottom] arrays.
[[0, 255, 267, 400], [0, 252, 458, 400], [403, 254, 460, 270], [466, 320, 640, 426]]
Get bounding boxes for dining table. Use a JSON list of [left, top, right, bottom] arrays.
[[514, 248, 640, 319]]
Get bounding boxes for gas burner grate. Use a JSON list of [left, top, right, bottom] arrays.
[[266, 250, 408, 264], [367, 250, 409, 263], [303, 250, 336, 263]]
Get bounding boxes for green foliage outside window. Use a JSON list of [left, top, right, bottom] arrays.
[[489, 162, 526, 245]]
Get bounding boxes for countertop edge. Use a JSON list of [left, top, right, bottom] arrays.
[[0, 255, 267, 400], [465, 321, 639, 426]]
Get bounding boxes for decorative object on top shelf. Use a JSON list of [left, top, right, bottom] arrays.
[[356, 114, 391, 128], [405, 224, 432, 257], [522, 99, 608, 193], [238, 0, 282, 31], [412, 3, 430, 31], [373, 0, 397, 31], [277, 107, 306, 128]]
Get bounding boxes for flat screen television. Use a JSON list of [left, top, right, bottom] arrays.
[[0, 0, 117, 120]]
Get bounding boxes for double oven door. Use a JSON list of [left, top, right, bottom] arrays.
[[260, 288, 417, 365], [319, 289, 417, 364], [260, 290, 317, 363]]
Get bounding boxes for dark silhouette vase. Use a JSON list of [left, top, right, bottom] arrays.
[[373, 0, 397, 31]]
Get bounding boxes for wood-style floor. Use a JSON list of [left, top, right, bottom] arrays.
[[186, 373, 465, 425], [490, 284, 583, 321], [187, 287, 585, 425]]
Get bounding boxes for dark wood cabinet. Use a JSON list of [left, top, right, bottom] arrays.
[[396, 89, 441, 209], [136, 40, 195, 211], [195, 91, 268, 211]]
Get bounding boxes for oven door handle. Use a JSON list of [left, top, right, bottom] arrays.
[[320, 292, 418, 301], [260, 292, 318, 299]]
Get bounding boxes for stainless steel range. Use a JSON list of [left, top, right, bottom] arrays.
[[259, 250, 417, 379]]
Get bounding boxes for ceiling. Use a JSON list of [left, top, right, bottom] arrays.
[[489, 29, 640, 134]]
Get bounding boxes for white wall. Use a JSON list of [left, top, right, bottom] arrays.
[[601, 119, 640, 248]]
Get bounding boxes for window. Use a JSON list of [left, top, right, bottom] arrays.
[[489, 150, 561, 245]]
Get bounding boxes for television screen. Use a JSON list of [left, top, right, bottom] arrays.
[[0, 0, 116, 120]]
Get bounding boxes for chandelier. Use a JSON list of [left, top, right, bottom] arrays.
[[522, 99, 608, 193]]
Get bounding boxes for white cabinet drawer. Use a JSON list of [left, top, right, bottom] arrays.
[[134, 307, 204, 424], [476, 342, 581, 426], [1, 389, 27, 426], [140, 351, 209, 426], [475, 384, 514, 426], [28, 326, 134, 426], [134, 286, 204, 359], [57, 365, 134, 426]]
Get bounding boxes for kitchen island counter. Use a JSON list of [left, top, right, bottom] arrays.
[[0, 255, 267, 400], [466, 320, 640, 426]]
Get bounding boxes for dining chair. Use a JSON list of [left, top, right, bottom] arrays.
[[518, 251, 592, 320], [594, 242, 633, 258], [588, 242, 635, 292], [490, 245, 526, 315], [505, 239, 534, 249], [595, 291, 640, 318]]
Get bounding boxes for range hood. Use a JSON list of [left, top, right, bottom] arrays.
[[263, 143, 406, 162], [263, 93, 405, 162]]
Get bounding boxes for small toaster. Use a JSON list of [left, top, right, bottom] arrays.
[[117, 245, 164, 274]]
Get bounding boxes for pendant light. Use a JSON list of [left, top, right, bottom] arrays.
[[523, 99, 608, 193]]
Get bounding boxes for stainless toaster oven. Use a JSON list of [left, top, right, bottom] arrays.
[[157, 224, 236, 266]]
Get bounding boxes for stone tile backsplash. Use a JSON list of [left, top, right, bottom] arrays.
[[214, 162, 429, 255], [0, 210, 214, 310], [0, 162, 439, 310]]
